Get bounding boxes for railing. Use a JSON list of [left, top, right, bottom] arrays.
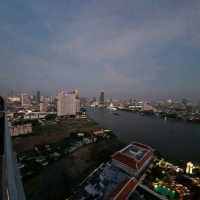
[[0, 97, 26, 200]]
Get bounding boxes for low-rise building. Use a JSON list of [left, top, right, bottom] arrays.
[[71, 142, 155, 200], [40, 102, 49, 112], [93, 129, 104, 136], [112, 142, 154, 177], [11, 123, 32, 136]]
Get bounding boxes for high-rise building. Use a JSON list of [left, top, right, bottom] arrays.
[[21, 93, 31, 107], [36, 91, 40, 104], [74, 89, 79, 98], [57, 90, 80, 116], [99, 91, 104, 105]]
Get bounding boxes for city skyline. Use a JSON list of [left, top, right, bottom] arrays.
[[1, 0, 200, 99]]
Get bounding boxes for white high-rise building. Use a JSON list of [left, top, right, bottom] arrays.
[[57, 90, 80, 116], [21, 93, 31, 107]]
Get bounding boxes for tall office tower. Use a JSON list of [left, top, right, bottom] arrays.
[[99, 91, 104, 105], [21, 93, 31, 107], [57, 90, 80, 116], [36, 91, 40, 104]]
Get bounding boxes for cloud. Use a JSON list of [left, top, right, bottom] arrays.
[[0, 0, 200, 98], [103, 64, 133, 85]]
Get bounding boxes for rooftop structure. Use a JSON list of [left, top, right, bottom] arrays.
[[72, 163, 133, 200], [112, 178, 138, 200], [71, 142, 154, 200], [112, 142, 153, 176]]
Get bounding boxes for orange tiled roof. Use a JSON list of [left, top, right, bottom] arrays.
[[112, 143, 153, 170], [110, 178, 129, 199], [112, 152, 138, 169], [137, 151, 153, 168], [132, 142, 152, 150], [112, 178, 138, 200]]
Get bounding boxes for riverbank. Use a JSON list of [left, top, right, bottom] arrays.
[[23, 139, 123, 200], [119, 108, 200, 124], [13, 118, 100, 152], [12, 116, 124, 200]]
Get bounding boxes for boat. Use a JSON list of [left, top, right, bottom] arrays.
[[107, 103, 117, 111], [113, 112, 120, 116]]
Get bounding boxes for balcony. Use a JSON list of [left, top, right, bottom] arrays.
[[0, 97, 26, 200]]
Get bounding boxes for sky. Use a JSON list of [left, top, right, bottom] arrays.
[[0, 0, 200, 99]]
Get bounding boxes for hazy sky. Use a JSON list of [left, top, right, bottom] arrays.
[[1, 0, 200, 99]]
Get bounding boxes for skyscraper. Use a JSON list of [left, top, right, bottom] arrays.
[[57, 90, 80, 116], [36, 91, 40, 104], [99, 91, 104, 106]]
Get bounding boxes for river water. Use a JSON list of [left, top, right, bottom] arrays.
[[87, 108, 200, 163]]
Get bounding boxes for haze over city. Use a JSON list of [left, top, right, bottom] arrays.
[[2, 1, 200, 200], [1, 0, 200, 99]]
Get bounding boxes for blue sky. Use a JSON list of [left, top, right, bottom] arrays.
[[0, 0, 200, 99]]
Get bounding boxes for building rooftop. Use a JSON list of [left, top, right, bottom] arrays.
[[71, 142, 155, 200], [112, 142, 153, 172], [71, 162, 132, 200], [112, 178, 138, 200]]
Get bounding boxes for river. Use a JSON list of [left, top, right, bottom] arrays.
[[87, 108, 200, 163]]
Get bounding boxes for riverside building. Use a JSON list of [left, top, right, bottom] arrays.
[[57, 89, 80, 116]]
